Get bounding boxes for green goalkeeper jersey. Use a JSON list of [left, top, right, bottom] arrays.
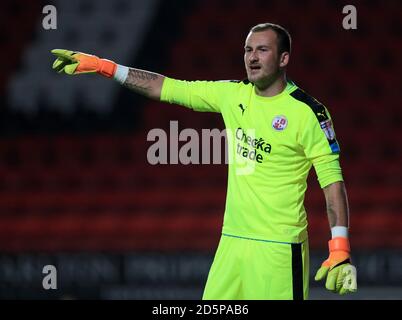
[[161, 78, 343, 244]]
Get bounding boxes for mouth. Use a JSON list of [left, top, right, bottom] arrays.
[[249, 65, 261, 72]]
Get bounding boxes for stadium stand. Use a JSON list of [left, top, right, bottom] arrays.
[[7, 0, 159, 114], [0, 0, 401, 299]]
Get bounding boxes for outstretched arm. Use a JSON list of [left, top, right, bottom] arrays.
[[51, 49, 165, 100], [51, 48, 228, 113]]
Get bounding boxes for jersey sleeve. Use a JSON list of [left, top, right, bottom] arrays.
[[160, 77, 236, 113], [299, 105, 343, 188]]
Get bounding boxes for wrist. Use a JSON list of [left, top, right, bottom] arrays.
[[113, 64, 129, 84], [331, 226, 348, 238], [328, 237, 350, 253], [98, 58, 117, 78]]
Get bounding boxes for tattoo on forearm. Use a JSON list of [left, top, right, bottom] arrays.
[[129, 69, 158, 81], [123, 68, 158, 94]]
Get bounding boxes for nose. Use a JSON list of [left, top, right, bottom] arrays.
[[248, 50, 258, 63]]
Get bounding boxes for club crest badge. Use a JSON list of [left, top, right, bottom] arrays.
[[272, 115, 288, 131]]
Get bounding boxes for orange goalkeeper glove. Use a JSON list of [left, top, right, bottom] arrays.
[[314, 237, 357, 295], [51, 49, 117, 78]]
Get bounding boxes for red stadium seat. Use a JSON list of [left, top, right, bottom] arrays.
[[1, 0, 400, 254]]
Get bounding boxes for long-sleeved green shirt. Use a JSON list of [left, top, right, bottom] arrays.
[[161, 77, 343, 243]]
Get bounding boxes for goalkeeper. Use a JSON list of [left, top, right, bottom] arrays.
[[51, 22, 357, 299]]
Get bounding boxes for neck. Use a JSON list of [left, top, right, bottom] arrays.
[[255, 72, 287, 97]]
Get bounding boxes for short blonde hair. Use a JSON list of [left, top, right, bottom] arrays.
[[250, 23, 291, 54]]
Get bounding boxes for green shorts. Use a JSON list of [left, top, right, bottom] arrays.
[[202, 233, 309, 300]]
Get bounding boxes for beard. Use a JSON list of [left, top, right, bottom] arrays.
[[248, 67, 282, 90]]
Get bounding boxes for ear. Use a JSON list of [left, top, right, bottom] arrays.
[[279, 52, 289, 68]]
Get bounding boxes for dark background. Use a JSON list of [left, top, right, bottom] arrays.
[[0, 0, 401, 299]]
